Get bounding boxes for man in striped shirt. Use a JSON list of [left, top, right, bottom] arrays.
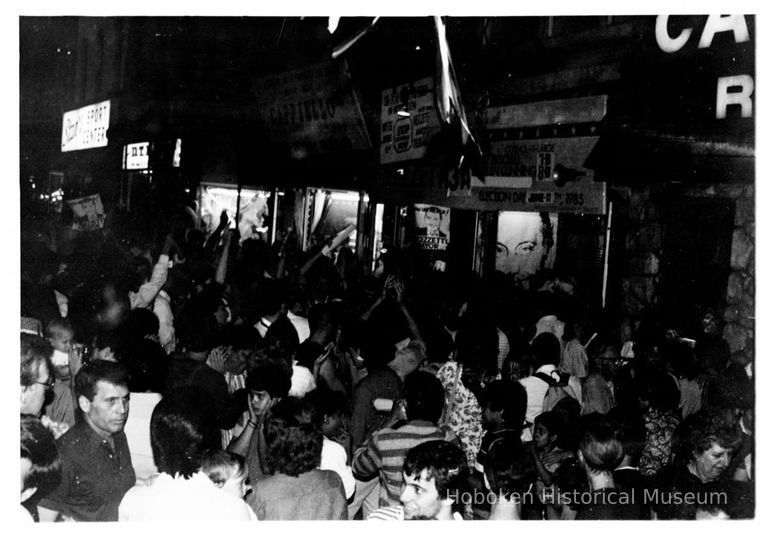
[[352, 371, 460, 507]]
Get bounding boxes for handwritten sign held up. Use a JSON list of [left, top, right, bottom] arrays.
[[66, 194, 106, 231]]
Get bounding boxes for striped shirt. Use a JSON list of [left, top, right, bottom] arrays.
[[352, 420, 459, 507]]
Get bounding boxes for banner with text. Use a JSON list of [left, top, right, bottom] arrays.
[[253, 61, 371, 156]]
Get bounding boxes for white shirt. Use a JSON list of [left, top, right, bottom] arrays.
[[153, 290, 175, 353], [123, 392, 162, 483], [119, 472, 257, 521], [518, 364, 557, 442], [289, 361, 316, 397], [287, 311, 310, 343], [321, 437, 355, 500]]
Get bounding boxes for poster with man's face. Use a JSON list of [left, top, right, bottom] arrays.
[[414, 204, 450, 251], [495, 211, 558, 282]]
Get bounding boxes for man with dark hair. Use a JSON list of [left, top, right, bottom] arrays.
[[248, 397, 347, 520], [21, 415, 61, 521], [166, 306, 247, 431], [118, 388, 255, 520], [353, 370, 460, 508], [227, 361, 292, 485], [368, 440, 468, 520], [20, 334, 54, 417], [38, 361, 135, 521]]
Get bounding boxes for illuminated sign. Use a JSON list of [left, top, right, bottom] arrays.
[[123, 142, 150, 170], [61, 100, 111, 152]]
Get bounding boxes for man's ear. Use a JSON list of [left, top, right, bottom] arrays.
[[78, 395, 91, 414], [20, 486, 38, 503]]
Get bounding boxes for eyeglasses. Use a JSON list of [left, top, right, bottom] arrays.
[[35, 379, 55, 390]]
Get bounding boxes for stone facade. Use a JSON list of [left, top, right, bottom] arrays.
[[619, 184, 754, 363]]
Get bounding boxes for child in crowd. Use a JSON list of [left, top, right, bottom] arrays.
[[529, 411, 575, 519], [201, 450, 251, 500]]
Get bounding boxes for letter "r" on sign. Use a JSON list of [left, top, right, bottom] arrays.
[[716, 75, 754, 119]]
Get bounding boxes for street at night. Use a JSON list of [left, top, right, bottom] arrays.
[[17, 9, 757, 524]]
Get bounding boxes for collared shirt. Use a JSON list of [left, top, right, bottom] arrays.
[[518, 364, 557, 441], [38, 421, 136, 521], [352, 420, 459, 507]]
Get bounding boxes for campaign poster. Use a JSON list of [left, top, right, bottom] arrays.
[[495, 211, 558, 282], [66, 194, 106, 231], [414, 203, 450, 251]]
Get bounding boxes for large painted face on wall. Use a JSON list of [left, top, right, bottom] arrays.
[[495, 211, 557, 283]]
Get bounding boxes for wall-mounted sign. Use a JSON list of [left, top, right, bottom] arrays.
[[122, 142, 150, 170], [252, 61, 371, 156], [380, 77, 441, 164], [61, 100, 111, 152], [414, 203, 450, 251]]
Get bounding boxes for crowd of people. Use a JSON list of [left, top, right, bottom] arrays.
[[19, 208, 754, 521]]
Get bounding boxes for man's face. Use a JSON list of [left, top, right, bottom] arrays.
[[21, 360, 51, 417], [249, 390, 272, 417], [79, 381, 130, 437], [424, 211, 441, 234], [399, 469, 446, 520], [534, 424, 553, 450], [692, 442, 733, 483]]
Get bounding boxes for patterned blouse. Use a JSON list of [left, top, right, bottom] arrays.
[[638, 408, 681, 476], [436, 361, 483, 469]]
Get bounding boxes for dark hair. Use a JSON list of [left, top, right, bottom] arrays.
[[643, 370, 680, 412], [263, 318, 299, 361], [482, 379, 527, 430], [403, 440, 468, 501], [20, 414, 61, 500], [150, 387, 220, 478], [200, 450, 246, 486], [175, 307, 219, 353], [484, 438, 528, 498], [578, 415, 624, 473], [74, 360, 130, 401], [20, 334, 52, 387], [264, 397, 323, 477], [122, 308, 160, 339], [535, 411, 564, 439], [675, 409, 742, 463], [404, 370, 445, 423], [245, 361, 291, 398], [222, 324, 261, 351], [531, 332, 561, 368]]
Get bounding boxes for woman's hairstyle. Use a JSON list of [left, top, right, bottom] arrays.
[[403, 440, 468, 501], [482, 379, 527, 431], [264, 397, 323, 477], [20, 334, 53, 387], [578, 414, 624, 473], [674, 408, 742, 463], [200, 450, 246, 487], [150, 387, 220, 478], [20, 414, 61, 501]]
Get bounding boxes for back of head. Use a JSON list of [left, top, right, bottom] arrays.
[[222, 323, 261, 352], [264, 397, 322, 477], [200, 449, 245, 486], [403, 440, 468, 500], [484, 438, 528, 497], [482, 379, 527, 431], [263, 317, 299, 361], [531, 332, 561, 369], [579, 414, 624, 473], [150, 387, 220, 478], [404, 370, 445, 423], [74, 359, 130, 401], [245, 360, 292, 398], [20, 414, 61, 501], [175, 306, 219, 354], [20, 334, 52, 387]]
